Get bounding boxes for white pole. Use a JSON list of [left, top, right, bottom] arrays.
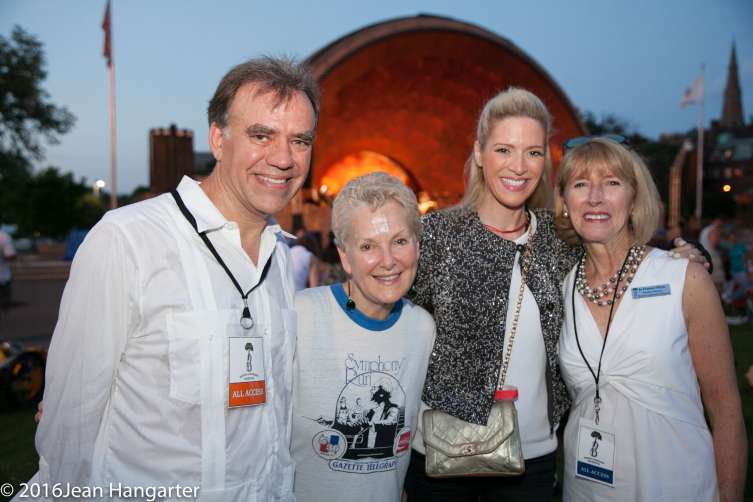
[[108, 3, 117, 209], [694, 66, 704, 221]]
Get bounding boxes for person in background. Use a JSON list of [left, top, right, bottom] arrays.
[[721, 228, 747, 282], [700, 216, 725, 292], [292, 172, 435, 502], [0, 228, 16, 308], [722, 231, 753, 322], [290, 228, 321, 290], [319, 231, 347, 285], [556, 137, 746, 501]]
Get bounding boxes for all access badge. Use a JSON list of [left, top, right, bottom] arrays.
[[574, 418, 616, 487], [228, 337, 266, 408]]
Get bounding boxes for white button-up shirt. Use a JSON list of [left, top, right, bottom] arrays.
[[33, 176, 297, 501]]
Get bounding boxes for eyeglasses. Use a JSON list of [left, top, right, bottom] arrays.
[[562, 134, 628, 151]]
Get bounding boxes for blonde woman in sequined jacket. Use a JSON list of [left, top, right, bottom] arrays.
[[405, 87, 579, 502]]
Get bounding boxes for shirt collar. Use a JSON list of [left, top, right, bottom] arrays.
[[267, 217, 295, 240], [175, 175, 295, 240]]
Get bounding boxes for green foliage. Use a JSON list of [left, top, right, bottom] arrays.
[[0, 151, 32, 224], [0, 25, 96, 237], [15, 168, 107, 239], [117, 185, 150, 207], [0, 26, 75, 162], [580, 111, 633, 136]]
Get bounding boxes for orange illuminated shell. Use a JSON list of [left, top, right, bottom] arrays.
[[317, 151, 410, 196]]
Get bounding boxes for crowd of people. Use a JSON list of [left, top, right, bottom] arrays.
[[701, 219, 753, 323], [23, 56, 747, 502]]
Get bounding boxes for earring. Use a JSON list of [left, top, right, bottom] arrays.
[[346, 281, 356, 310], [407, 286, 417, 300], [563, 209, 569, 218]]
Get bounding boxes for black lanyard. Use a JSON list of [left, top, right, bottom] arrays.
[[171, 190, 272, 330], [571, 249, 631, 424]]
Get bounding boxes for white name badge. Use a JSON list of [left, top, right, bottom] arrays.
[[574, 417, 616, 487], [228, 337, 266, 408], [632, 284, 671, 299]]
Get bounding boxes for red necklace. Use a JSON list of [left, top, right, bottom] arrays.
[[483, 218, 528, 236]]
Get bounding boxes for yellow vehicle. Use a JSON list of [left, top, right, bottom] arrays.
[[0, 340, 46, 406]]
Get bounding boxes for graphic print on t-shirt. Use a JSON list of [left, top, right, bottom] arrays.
[[307, 353, 411, 474]]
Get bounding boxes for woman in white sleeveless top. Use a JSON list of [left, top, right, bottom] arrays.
[[555, 137, 746, 501]]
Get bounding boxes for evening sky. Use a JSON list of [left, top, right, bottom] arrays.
[[1, 0, 752, 193]]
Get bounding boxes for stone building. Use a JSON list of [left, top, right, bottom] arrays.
[[706, 43, 753, 221], [149, 124, 194, 195]]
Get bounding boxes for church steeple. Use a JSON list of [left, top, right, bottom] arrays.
[[721, 42, 744, 129]]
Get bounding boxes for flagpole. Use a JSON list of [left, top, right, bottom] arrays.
[[107, 3, 118, 209], [694, 65, 704, 221]]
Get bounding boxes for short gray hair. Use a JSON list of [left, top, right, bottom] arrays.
[[207, 55, 320, 128], [332, 172, 420, 249]]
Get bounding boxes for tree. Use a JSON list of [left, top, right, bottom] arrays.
[[0, 151, 32, 224], [17, 167, 107, 239], [0, 26, 75, 162], [0, 25, 76, 228], [580, 111, 633, 137], [118, 185, 151, 207], [579, 111, 678, 202]]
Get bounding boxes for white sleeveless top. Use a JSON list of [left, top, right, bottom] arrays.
[[559, 249, 719, 501]]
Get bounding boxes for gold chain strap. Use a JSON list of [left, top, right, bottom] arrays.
[[497, 225, 534, 388]]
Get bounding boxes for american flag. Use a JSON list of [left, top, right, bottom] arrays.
[[102, 1, 112, 67], [680, 72, 703, 108]]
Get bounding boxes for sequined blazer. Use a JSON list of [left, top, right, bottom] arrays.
[[414, 207, 581, 428]]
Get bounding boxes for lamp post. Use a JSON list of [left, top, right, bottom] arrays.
[[94, 179, 106, 197]]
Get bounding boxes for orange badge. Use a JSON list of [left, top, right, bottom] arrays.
[[228, 337, 266, 408]]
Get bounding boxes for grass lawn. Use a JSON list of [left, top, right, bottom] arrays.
[[733, 324, 753, 500], [0, 406, 38, 501], [1, 325, 753, 501]]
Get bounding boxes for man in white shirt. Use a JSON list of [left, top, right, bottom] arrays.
[[30, 57, 318, 501]]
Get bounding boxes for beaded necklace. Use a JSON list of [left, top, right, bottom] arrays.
[[575, 244, 646, 307]]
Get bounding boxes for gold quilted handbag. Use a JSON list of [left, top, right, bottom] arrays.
[[422, 396, 524, 477], [422, 227, 532, 478]]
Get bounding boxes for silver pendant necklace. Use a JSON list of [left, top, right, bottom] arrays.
[[172, 190, 272, 330]]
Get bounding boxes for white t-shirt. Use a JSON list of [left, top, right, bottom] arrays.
[[414, 212, 557, 460], [292, 284, 435, 502]]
